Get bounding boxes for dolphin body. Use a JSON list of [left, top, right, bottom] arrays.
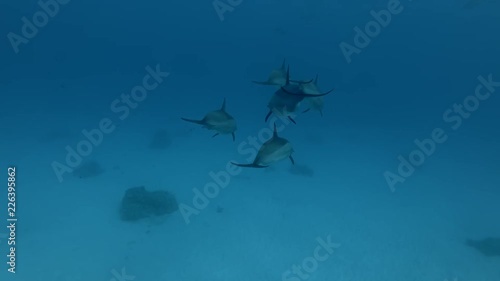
[[181, 98, 237, 141], [299, 75, 331, 117], [231, 123, 294, 168], [265, 67, 333, 124], [252, 59, 288, 87]]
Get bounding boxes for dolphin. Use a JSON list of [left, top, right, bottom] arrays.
[[181, 98, 237, 141], [252, 59, 288, 87], [303, 96, 325, 117], [265, 67, 333, 124], [300, 75, 332, 117], [231, 123, 294, 168]]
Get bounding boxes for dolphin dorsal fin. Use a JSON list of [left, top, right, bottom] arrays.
[[314, 74, 318, 84], [221, 98, 226, 111], [281, 59, 286, 70], [285, 66, 290, 85], [273, 123, 278, 138]]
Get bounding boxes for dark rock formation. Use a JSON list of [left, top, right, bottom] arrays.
[[72, 161, 104, 179], [288, 164, 314, 177], [466, 237, 500, 257], [120, 186, 178, 221], [148, 129, 172, 150]]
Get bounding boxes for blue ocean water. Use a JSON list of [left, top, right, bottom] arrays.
[[1, 0, 499, 280]]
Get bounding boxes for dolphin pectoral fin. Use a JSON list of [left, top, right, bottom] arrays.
[[289, 155, 295, 165], [231, 162, 268, 168], [181, 118, 205, 125], [252, 80, 274, 85], [212, 133, 219, 138], [288, 116, 297, 124], [265, 110, 273, 122], [280, 87, 316, 97], [321, 88, 335, 95], [302, 108, 311, 113], [231, 132, 235, 142]]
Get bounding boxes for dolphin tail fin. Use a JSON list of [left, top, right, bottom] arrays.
[[231, 162, 268, 168], [181, 118, 205, 125]]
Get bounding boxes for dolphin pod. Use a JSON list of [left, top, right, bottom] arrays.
[[265, 66, 333, 124], [181, 59, 334, 168]]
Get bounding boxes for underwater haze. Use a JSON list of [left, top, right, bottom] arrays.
[[1, 0, 499, 280]]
